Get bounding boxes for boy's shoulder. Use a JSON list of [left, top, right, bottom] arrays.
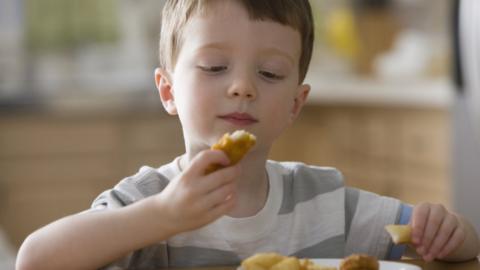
[[91, 159, 179, 209], [266, 160, 345, 190]]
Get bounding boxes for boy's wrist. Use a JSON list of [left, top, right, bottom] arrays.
[[142, 195, 179, 239], [119, 196, 178, 245]]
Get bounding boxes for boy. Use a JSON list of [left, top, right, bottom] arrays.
[[16, 1, 480, 270]]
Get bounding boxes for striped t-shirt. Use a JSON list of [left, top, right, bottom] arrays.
[[91, 158, 411, 269]]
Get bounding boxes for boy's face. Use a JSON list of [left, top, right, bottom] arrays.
[[156, 0, 310, 153]]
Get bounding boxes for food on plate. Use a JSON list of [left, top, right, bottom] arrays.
[[242, 252, 284, 270], [298, 258, 337, 270], [385, 224, 412, 244], [205, 130, 256, 174], [241, 252, 336, 270], [339, 254, 379, 270]]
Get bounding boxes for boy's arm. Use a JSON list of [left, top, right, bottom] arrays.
[[16, 196, 175, 270], [17, 150, 239, 270]]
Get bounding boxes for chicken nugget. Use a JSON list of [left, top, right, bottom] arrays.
[[206, 130, 256, 174], [241, 252, 285, 270], [339, 254, 379, 270]]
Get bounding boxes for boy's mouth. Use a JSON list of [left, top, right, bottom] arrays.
[[218, 112, 258, 126]]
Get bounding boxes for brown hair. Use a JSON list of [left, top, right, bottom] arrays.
[[159, 0, 314, 83]]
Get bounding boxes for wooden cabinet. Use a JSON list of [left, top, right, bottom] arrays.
[[0, 110, 184, 247], [271, 105, 451, 207]]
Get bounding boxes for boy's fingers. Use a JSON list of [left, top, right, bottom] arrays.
[[438, 227, 466, 259], [420, 204, 446, 252], [425, 213, 457, 259], [200, 165, 239, 194], [412, 203, 430, 244], [206, 193, 236, 221], [184, 150, 230, 178], [203, 182, 236, 209]]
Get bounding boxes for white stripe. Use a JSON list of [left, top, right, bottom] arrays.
[[345, 191, 400, 258], [168, 225, 233, 251], [168, 188, 345, 258], [219, 188, 345, 259], [275, 188, 345, 255]]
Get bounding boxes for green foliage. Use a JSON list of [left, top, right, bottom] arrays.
[[26, 0, 120, 51]]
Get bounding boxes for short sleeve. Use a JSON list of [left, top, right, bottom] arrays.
[[91, 166, 171, 210], [345, 188, 402, 259], [85, 166, 172, 269], [387, 203, 413, 259]]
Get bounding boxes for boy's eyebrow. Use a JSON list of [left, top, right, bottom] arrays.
[[196, 42, 233, 52], [196, 43, 295, 65], [260, 48, 296, 66]]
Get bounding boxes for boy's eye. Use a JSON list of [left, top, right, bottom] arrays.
[[259, 70, 284, 80], [198, 65, 227, 73]]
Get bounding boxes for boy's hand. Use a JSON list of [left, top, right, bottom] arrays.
[[411, 202, 466, 262], [155, 150, 239, 235]]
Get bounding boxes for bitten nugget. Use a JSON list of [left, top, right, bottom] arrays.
[[385, 224, 412, 244], [205, 130, 256, 174], [339, 254, 379, 270]]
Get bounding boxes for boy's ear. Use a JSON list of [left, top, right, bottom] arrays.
[[155, 68, 177, 115], [289, 83, 310, 124]]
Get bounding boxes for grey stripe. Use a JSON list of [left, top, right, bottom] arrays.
[[278, 165, 343, 214], [92, 189, 132, 208], [130, 243, 169, 269], [135, 172, 170, 197], [345, 187, 360, 239], [92, 169, 171, 209], [169, 246, 240, 267], [111, 190, 130, 206], [291, 234, 345, 258], [100, 244, 169, 269]]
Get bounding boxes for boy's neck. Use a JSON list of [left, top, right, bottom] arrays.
[[227, 153, 269, 218]]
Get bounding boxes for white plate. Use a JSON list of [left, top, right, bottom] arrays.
[[311, 259, 422, 270]]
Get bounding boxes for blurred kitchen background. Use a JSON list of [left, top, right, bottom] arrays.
[[1, 0, 479, 266]]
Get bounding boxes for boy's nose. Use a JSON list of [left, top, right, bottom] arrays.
[[227, 78, 257, 100]]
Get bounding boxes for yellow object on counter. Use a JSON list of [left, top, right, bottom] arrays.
[[324, 8, 360, 60]]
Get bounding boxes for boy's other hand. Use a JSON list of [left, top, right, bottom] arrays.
[[411, 202, 466, 262], [155, 150, 239, 234]]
